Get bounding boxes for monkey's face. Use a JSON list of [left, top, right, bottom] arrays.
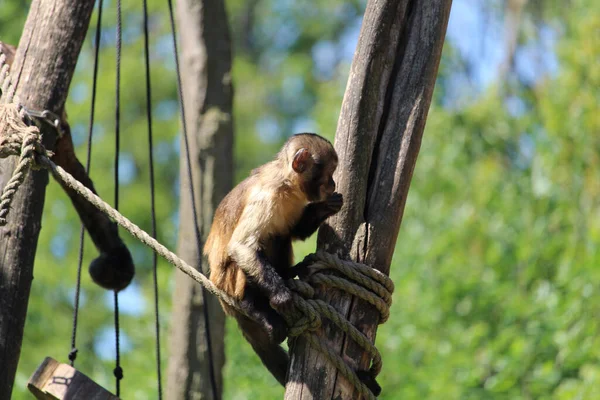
[[311, 164, 337, 202], [287, 133, 339, 202], [292, 149, 337, 202]]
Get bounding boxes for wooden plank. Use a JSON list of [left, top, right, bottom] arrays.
[[28, 357, 119, 400]]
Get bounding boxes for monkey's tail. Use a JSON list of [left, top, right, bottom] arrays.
[[235, 314, 289, 386], [211, 263, 247, 299]]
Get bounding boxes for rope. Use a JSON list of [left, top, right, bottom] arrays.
[[0, 53, 12, 101], [0, 105, 394, 399], [0, 51, 17, 105], [143, 2, 163, 399], [142, 0, 163, 396], [113, 0, 124, 394], [0, 104, 42, 225], [114, 290, 123, 396], [284, 252, 394, 400]]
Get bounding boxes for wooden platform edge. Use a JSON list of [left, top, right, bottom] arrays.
[[27, 357, 120, 400]]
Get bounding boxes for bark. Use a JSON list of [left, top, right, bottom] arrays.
[[166, 0, 234, 399], [0, 1, 96, 398], [285, 1, 452, 399]]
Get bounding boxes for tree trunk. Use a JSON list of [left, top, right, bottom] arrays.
[[285, 1, 452, 399], [166, 0, 234, 399], [0, 1, 96, 398]]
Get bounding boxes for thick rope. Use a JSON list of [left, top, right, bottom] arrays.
[[0, 51, 17, 105], [0, 102, 393, 399], [283, 252, 393, 400], [0, 104, 43, 225]]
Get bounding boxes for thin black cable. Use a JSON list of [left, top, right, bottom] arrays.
[[166, 1, 219, 398], [114, 0, 123, 395], [114, 291, 124, 395], [70, 0, 104, 367], [142, 1, 163, 398]]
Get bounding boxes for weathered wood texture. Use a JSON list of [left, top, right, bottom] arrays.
[[28, 357, 119, 400], [285, 1, 452, 399], [0, 1, 95, 398], [166, 0, 233, 398]]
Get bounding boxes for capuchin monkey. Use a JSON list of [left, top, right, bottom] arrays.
[[204, 133, 342, 386]]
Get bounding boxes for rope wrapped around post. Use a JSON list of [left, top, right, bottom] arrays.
[[0, 46, 44, 225], [0, 103, 47, 225], [284, 251, 394, 400], [0, 87, 393, 399]]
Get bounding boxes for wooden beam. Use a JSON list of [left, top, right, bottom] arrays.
[[166, 0, 233, 398], [0, 1, 96, 398], [28, 357, 119, 400], [285, 0, 453, 398]]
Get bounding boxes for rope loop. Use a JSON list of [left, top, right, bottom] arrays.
[[0, 103, 48, 226], [282, 251, 394, 399]]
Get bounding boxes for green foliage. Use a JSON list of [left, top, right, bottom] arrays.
[[373, 3, 600, 398], [3, 0, 600, 399]]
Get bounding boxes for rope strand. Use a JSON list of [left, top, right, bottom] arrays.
[[70, 0, 105, 367], [142, 0, 163, 396], [114, 290, 124, 396], [113, 0, 123, 394]]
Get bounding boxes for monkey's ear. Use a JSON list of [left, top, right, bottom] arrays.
[[292, 148, 312, 173]]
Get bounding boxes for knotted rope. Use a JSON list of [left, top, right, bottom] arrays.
[[0, 48, 43, 225], [0, 103, 46, 225], [284, 251, 394, 400], [0, 47, 393, 396]]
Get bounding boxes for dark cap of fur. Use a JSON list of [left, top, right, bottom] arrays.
[[279, 133, 337, 166]]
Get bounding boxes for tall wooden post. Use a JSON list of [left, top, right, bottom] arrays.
[[166, 0, 233, 398], [285, 1, 453, 398], [0, 1, 96, 398]]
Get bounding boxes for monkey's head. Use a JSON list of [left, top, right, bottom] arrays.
[[281, 133, 338, 202]]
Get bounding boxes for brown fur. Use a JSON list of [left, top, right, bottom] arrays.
[[205, 134, 337, 302], [203, 133, 341, 385]]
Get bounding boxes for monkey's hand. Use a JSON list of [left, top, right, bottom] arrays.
[[269, 286, 295, 318], [323, 192, 343, 217], [291, 193, 343, 241]]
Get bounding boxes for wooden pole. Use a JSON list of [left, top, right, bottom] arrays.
[[166, 0, 233, 398], [0, 1, 96, 398], [285, 1, 453, 398]]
